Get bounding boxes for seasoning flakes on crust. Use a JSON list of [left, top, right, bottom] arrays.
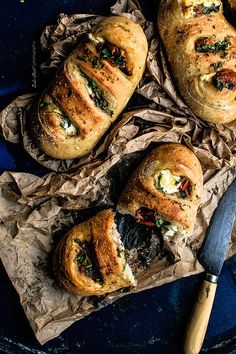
[[117, 143, 203, 239], [32, 16, 148, 159], [52, 209, 136, 296], [158, 0, 236, 124]]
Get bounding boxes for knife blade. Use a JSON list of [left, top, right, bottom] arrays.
[[184, 177, 236, 354], [198, 177, 236, 277]]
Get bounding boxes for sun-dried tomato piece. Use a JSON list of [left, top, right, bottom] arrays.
[[107, 43, 120, 57], [136, 208, 157, 227], [212, 69, 236, 91], [179, 178, 192, 198]]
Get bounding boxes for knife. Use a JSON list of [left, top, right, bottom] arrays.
[[184, 177, 236, 354]]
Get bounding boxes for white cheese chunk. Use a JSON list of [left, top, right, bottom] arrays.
[[201, 73, 214, 82], [88, 33, 104, 44], [156, 169, 181, 194], [112, 224, 136, 286], [60, 114, 77, 136], [64, 124, 77, 135], [86, 81, 95, 97], [162, 224, 178, 239]]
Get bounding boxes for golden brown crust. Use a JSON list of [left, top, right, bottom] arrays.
[[32, 16, 148, 159], [52, 209, 136, 296], [228, 0, 236, 8], [158, 0, 236, 124], [117, 143, 203, 236]]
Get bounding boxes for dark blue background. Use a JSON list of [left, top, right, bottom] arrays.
[[1, 1, 236, 353]]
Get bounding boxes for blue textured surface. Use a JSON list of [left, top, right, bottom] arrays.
[[1, 258, 236, 354], [0, 1, 236, 353]]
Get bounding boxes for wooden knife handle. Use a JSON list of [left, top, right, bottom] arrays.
[[184, 275, 218, 354]]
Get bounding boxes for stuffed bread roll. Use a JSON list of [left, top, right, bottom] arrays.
[[52, 209, 136, 296], [32, 16, 148, 159], [158, 0, 236, 124], [117, 143, 203, 239]]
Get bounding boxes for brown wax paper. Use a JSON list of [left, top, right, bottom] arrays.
[[0, 0, 236, 345]]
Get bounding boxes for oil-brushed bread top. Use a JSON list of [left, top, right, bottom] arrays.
[[158, 0, 236, 124], [117, 143, 203, 238], [32, 16, 148, 159], [52, 209, 136, 296]]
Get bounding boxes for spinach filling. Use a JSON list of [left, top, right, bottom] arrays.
[[210, 62, 223, 72], [75, 239, 103, 283], [59, 115, 76, 133], [195, 38, 231, 57], [77, 56, 86, 62], [117, 248, 122, 258], [178, 177, 191, 199], [90, 57, 103, 69], [98, 42, 129, 75], [124, 250, 129, 261], [156, 174, 164, 191], [85, 75, 114, 116], [155, 172, 191, 199], [213, 75, 235, 91], [135, 208, 179, 238], [136, 207, 170, 229], [116, 247, 129, 260], [78, 55, 104, 69], [193, 4, 220, 16]]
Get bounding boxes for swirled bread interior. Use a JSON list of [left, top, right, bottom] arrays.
[[117, 143, 203, 239], [52, 209, 136, 296]]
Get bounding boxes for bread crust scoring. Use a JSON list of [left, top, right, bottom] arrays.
[[158, 0, 236, 124], [32, 16, 148, 159]]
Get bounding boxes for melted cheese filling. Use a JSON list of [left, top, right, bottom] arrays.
[[201, 73, 215, 82], [59, 113, 77, 135], [85, 81, 94, 97], [64, 123, 77, 135], [155, 170, 182, 194], [41, 97, 77, 136], [88, 33, 105, 44], [112, 224, 136, 285], [162, 224, 178, 239]]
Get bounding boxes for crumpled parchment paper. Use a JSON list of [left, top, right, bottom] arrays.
[[0, 0, 236, 345]]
